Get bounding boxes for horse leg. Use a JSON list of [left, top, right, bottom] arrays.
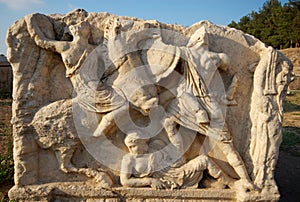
[[55, 145, 78, 173]]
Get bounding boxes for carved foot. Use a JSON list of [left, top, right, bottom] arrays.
[[60, 164, 78, 173], [261, 179, 279, 195], [55, 147, 79, 174], [232, 179, 257, 193], [78, 168, 113, 188], [210, 180, 227, 189], [95, 172, 114, 188], [93, 105, 128, 137]]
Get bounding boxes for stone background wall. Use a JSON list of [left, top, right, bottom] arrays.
[[0, 55, 12, 96]]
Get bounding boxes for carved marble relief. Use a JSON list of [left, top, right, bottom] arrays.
[[6, 9, 293, 201]]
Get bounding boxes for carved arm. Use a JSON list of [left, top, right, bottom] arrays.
[[25, 14, 69, 53]]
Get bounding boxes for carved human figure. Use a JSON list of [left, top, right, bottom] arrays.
[[25, 14, 159, 137], [92, 23, 252, 192], [25, 15, 126, 113], [120, 130, 234, 189], [25, 14, 252, 192], [93, 18, 160, 136], [25, 15, 118, 186], [155, 27, 255, 192], [25, 16, 96, 79], [249, 46, 293, 193]]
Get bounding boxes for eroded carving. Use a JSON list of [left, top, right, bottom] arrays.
[[6, 9, 293, 201], [120, 130, 235, 190]]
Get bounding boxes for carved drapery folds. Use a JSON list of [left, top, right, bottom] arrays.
[[6, 9, 293, 201]]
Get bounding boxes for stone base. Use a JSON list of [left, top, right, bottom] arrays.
[[8, 182, 279, 202]]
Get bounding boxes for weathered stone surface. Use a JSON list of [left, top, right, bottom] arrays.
[[6, 9, 293, 201], [8, 182, 282, 201], [8, 182, 269, 202]]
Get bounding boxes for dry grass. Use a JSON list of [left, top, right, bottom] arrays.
[[282, 90, 300, 155]]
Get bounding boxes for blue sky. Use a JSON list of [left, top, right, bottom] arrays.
[[0, 0, 289, 55]]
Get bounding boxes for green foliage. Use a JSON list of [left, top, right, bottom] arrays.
[[228, 0, 300, 49], [0, 139, 14, 185], [0, 90, 11, 99], [0, 155, 14, 184], [284, 90, 300, 112], [0, 124, 14, 202], [281, 127, 300, 155], [0, 99, 13, 202], [282, 127, 300, 146], [0, 125, 13, 185], [281, 90, 300, 155]]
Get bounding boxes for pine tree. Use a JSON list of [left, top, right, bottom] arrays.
[[228, 0, 300, 49]]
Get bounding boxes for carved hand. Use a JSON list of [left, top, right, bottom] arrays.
[[150, 178, 167, 189]]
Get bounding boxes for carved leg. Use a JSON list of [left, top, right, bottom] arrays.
[[93, 105, 128, 137], [226, 74, 238, 101], [93, 113, 114, 137], [177, 154, 234, 189], [221, 74, 238, 106], [55, 146, 78, 173], [164, 116, 185, 167], [55, 146, 113, 188], [217, 141, 255, 191], [205, 156, 235, 188]]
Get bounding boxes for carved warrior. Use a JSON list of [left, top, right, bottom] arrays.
[[7, 9, 293, 201]]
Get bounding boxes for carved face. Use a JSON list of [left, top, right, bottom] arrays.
[[124, 132, 148, 155], [127, 141, 148, 155], [139, 97, 159, 115], [124, 132, 149, 155]]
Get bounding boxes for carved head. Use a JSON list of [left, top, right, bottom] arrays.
[[129, 85, 158, 116], [69, 21, 90, 37], [124, 130, 149, 155], [215, 53, 230, 71]]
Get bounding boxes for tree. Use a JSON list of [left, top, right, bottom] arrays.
[[228, 0, 300, 49]]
